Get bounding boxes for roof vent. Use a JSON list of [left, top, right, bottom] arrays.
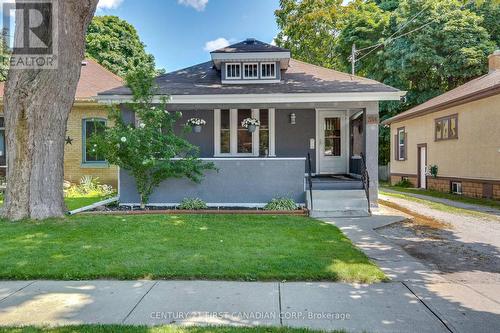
[[245, 38, 256, 44], [81, 61, 88, 67]]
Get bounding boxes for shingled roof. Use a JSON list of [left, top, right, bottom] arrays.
[[382, 70, 500, 125], [211, 38, 290, 54], [0, 59, 123, 101], [100, 59, 400, 97]]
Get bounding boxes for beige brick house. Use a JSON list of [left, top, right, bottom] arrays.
[[383, 50, 500, 199], [0, 59, 123, 188]]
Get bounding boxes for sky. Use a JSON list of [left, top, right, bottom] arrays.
[[96, 0, 281, 72]]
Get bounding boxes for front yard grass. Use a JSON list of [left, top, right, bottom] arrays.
[[0, 194, 111, 212], [382, 186, 500, 210], [0, 214, 385, 283], [0, 326, 339, 333]]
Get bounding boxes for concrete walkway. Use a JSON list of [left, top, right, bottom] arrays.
[[0, 280, 449, 332], [322, 210, 500, 333], [381, 187, 500, 216]]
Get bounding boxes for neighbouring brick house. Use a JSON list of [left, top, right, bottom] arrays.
[[0, 59, 123, 188], [383, 50, 500, 199]]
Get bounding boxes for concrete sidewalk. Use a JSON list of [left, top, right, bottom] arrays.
[[0, 280, 449, 332], [323, 212, 500, 333], [381, 187, 500, 216]]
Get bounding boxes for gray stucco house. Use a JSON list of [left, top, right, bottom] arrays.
[[98, 39, 404, 216]]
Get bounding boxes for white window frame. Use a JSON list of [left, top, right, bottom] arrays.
[[214, 108, 275, 157], [82, 118, 107, 165], [225, 63, 241, 80], [260, 62, 277, 79], [243, 63, 259, 80], [451, 182, 462, 195], [398, 128, 406, 161]]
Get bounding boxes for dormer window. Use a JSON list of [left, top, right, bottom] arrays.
[[226, 63, 241, 79], [261, 62, 276, 79], [243, 63, 259, 79]]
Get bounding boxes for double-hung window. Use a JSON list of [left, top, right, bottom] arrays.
[[243, 63, 259, 79], [261, 62, 276, 79], [83, 118, 106, 164], [215, 109, 275, 157], [226, 63, 241, 79], [396, 127, 406, 161], [435, 114, 458, 141]]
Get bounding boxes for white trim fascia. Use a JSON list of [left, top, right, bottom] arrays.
[[221, 79, 281, 84], [98, 91, 407, 105], [211, 51, 291, 62], [120, 202, 306, 208]]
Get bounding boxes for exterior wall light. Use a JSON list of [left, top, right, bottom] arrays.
[[290, 113, 296, 125]]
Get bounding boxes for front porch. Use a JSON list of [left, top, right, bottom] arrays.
[[119, 102, 380, 214]]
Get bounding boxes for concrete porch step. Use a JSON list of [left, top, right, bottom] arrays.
[[306, 190, 370, 218]]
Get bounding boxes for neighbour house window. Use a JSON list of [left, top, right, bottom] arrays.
[[215, 109, 275, 157], [396, 128, 406, 161], [261, 63, 276, 79], [451, 182, 462, 195], [435, 114, 458, 141], [83, 118, 106, 164], [226, 63, 241, 79], [243, 63, 259, 79]]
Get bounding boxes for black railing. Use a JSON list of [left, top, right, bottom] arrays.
[[359, 153, 371, 214], [307, 153, 314, 211]]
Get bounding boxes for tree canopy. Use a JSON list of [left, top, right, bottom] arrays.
[[86, 15, 157, 77], [275, 0, 499, 163]]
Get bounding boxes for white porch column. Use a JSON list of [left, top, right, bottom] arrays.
[[364, 102, 379, 207]]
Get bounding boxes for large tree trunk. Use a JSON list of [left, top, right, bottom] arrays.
[[3, 0, 98, 221]]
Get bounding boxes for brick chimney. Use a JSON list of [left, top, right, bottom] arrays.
[[489, 50, 500, 73]]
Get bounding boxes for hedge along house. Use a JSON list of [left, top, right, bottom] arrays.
[[382, 50, 500, 199], [0, 59, 123, 188], [99, 39, 405, 216]]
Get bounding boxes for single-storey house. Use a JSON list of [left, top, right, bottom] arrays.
[[99, 39, 405, 216], [0, 59, 123, 188], [383, 50, 500, 199]]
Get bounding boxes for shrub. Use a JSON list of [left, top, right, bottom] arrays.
[[394, 178, 413, 188], [264, 197, 297, 211], [179, 198, 208, 210], [65, 176, 115, 198]]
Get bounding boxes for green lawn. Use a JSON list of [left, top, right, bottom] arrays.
[[0, 194, 110, 212], [382, 186, 500, 210], [0, 214, 385, 283], [0, 326, 339, 333]]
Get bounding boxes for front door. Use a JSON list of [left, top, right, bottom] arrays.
[[318, 111, 348, 174], [418, 145, 427, 189]]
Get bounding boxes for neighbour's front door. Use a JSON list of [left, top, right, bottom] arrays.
[[318, 111, 348, 174]]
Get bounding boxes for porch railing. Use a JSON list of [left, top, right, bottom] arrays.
[[307, 153, 314, 211], [359, 153, 371, 214]]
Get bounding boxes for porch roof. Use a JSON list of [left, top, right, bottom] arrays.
[[98, 59, 403, 100]]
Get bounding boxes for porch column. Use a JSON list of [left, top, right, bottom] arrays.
[[364, 102, 379, 207]]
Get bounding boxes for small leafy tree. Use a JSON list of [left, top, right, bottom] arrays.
[[94, 68, 215, 208]]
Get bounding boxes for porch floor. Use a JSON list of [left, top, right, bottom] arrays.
[[311, 174, 364, 190]]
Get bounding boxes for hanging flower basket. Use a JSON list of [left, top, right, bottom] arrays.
[[241, 118, 260, 133], [186, 118, 207, 133]]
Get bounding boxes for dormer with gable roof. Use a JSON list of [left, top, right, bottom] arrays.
[[211, 38, 291, 84]]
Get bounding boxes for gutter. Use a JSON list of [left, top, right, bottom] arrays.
[[67, 196, 119, 216]]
